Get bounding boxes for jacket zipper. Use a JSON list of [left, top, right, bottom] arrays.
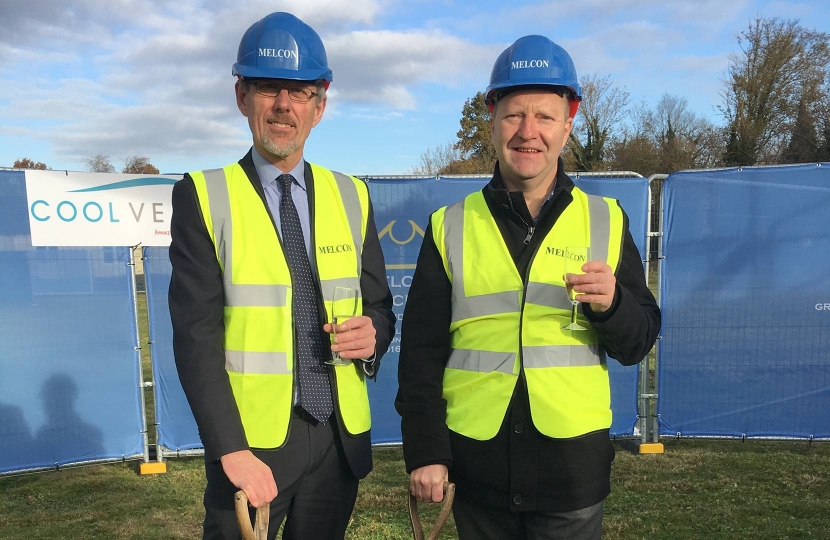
[[505, 194, 535, 244]]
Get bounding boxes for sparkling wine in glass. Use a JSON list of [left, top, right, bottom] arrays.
[[563, 246, 590, 331], [326, 286, 359, 365]]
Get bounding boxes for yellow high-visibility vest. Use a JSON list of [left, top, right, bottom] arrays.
[[190, 162, 372, 448], [432, 187, 624, 440]]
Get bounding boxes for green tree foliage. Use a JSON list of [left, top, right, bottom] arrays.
[[454, 91, 495, 167], [413, 92, 495, 175], [13, 158, 49, 170], [721, 17, 830, 165], [780, 95, 823, 163]]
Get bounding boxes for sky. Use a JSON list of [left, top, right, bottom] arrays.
[[1, 0, 828, 176]]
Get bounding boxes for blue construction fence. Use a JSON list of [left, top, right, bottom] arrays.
[[0, 171, 144, 474], [2, 164, 828, 474], [657, 164, 830, 439]]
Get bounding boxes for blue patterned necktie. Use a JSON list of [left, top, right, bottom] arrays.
[[276, 174, 333, 422]]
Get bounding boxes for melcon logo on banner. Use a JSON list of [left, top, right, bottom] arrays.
[[24, 170, 181, 247]]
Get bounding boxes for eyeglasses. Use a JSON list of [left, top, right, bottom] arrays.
[[246, 80, 318, 103]]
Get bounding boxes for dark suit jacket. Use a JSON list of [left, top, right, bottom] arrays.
[[169, 150, 395, 478]]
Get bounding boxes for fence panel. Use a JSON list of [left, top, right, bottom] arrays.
[[658, 164, 830, 439], [144, 247, 203, 453], [0, 171, 144, 474]]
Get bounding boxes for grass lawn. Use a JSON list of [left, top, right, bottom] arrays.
[[0, 440, 827, 539]]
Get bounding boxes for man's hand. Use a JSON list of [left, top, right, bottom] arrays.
[[566, 260, 616, 313], [409, 464, 449, 503], [324, 315, 376, 360], [219, 450, 277, 508]]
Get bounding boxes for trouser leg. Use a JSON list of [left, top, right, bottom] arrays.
[[452, 492, 525, 540], [452, 491, 604, 540], [202, 409, 356, 540], [524, 501, 604, 540], [282, 416, 358, 540]]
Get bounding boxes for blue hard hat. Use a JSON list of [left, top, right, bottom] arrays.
[[485, 35, 581, 103], [232, 12, 333, 83]]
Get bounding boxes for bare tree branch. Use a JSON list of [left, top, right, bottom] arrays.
[[83, 154, 116, 173]]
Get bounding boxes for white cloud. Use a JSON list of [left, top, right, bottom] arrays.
[[0, 125, 34, 137], [326, 30, 497, 107], [0, 43, 79, 69], [48, 103, 250, 164], [0, 71, 245, 165]]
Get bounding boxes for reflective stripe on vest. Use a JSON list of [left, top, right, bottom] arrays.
[[191, 162, 372, 448], [434, 187, 624, 440]]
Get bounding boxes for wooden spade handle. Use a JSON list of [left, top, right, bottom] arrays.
[[408, 481, 456, 540], [234, 490, 270, 540]]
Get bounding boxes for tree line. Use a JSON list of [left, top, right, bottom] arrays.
[[10, 154, 159, 174], [412, 17, 830, 177]]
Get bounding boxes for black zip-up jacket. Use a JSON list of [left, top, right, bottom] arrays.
[[396, 161, 661, 512], [169, 150, 395, 478]]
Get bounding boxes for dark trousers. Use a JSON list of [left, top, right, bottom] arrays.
[[202, 409, 359, 540], [453, 495, 604, 540]]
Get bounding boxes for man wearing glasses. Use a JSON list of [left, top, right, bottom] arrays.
[[169, 12, 395, 540]]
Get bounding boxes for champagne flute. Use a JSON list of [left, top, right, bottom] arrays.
[[563, 246, 591, 331], [326, 286, 359, 366]]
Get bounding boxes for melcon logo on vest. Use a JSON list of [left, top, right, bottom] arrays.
[[545, 247, 586, 262], [319, 244, 353, 255], [511, 59, 550, 69], [259, 48, 298, 59]]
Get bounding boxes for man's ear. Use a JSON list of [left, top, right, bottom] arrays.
[[311, 96, 327, 128], [236, 79, 250, 117]]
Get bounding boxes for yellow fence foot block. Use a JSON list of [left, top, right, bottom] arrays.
[[639, 443, 665, 454], [139, 462, 168, 475]]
